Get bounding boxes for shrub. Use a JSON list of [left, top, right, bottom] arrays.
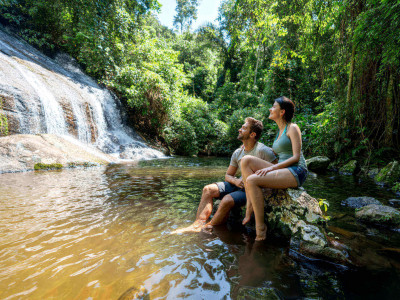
[[163, 118, 198, 156]]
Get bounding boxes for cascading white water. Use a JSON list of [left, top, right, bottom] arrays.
[[0, 29, 165, 160]]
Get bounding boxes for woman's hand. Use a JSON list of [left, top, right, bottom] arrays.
[[255, 166, 274, 176]]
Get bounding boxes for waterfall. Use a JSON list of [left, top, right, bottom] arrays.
[[0, 29, 165, 160]]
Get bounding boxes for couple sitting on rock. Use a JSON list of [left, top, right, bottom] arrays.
[[177, 96, 308, 241]]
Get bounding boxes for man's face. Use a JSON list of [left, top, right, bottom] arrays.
[[238, 122, 253, 141]]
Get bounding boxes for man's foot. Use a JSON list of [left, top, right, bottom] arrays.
[[255, 223, 267, 241], [170, 220, 206, 234]]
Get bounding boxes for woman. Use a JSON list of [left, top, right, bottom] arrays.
[[241, 96, 308, 241]]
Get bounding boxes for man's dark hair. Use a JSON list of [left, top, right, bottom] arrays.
[[245, 117, 263, 141], [275, 96, 295, 123]]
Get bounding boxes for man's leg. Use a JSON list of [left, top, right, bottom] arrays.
[[195, 183, 220, 223], [207, 188, 246, 226], [208, 194, 235, 226]]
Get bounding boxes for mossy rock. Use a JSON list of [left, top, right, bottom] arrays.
[[34, 163, 63, 170], [339, 160, 358, 175], [355, 204, 400, 228], [306, 156, 331, 172], [375, 161, 400, 186], [392, 182, 400, 193]]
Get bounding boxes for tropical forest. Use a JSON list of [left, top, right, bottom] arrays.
[[0, 0, 399, 299]]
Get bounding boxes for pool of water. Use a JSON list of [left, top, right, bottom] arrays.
[[0, 157, 399, 299]]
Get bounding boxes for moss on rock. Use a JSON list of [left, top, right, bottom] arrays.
[[34, 163, 63, 170], [375, 161, 400, 186], [339, 160, 358, 175]]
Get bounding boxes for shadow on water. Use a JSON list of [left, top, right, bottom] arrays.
[[0, 157, 399, 299]]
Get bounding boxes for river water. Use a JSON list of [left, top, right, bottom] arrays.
[[0, 157, 399, 299]]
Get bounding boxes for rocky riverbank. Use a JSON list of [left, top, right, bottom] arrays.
[[0, 134, 118, 173]]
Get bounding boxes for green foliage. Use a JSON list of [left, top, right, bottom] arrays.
[[34, 163, 63, 170], [2, 0, 399, 161], [393, 182, 400, 194], [0, 96, 9, 136], [164, 118, 198, 156]]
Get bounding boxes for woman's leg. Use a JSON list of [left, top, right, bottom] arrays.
[[246, 168, 298, 240], [241, 155, 274, 225]]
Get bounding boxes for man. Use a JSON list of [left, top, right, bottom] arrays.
[[193, 117, 276, 229]]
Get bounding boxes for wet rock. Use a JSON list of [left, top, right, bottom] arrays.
[[375, 161, 400, 186], [367, 168, 380, 178], [389, 199, 400, 208], [306, 156, 331, 172], [355, 204, 400, 228], [341, 196, 381, 209], [0, 134, 117, 173], [237, 286, 281, 300], [262, 188, 349, 264], [339, 160, 358, 175]]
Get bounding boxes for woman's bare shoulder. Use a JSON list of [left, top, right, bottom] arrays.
[[288, 123, 301, 132]]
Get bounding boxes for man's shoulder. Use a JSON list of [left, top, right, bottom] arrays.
[[256, 142, 273, 152], [232, 147, 244, 157]]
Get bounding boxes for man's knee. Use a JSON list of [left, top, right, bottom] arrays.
[[219, 195, 235, 209], [203, 183, 220, 198]]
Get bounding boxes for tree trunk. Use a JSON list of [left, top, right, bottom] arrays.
[[384, 70, 394, 146], [345, 44, 356, 125], [253, 44, 260, 87]]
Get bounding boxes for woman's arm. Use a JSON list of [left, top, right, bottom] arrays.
[[256, 124, 302, 175]]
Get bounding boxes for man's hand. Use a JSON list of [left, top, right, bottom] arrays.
[[235, 178, 245, 189]]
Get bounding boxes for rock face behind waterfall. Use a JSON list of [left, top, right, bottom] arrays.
[[0, 28, 164, 160]]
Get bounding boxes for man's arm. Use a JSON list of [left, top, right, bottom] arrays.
[[225, 165, 244, 188]]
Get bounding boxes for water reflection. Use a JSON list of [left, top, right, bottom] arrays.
[[0, 157, 399, 299]]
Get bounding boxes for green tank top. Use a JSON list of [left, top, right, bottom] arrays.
[[272, 124, 307, 169]]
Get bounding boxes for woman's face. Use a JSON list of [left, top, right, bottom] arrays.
[[269, 101, 284, 121]]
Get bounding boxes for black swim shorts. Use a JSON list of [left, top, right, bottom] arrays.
[[215, 181, 247, 207]]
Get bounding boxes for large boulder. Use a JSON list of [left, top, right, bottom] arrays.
[[0, 134, 117, 173], [389, 199, 400, 208], [262, 188, 349, 264], [355, 204, 400, 228], [341, 196, 381, 209], [339, 160, 358, 175], [375, 161, 400, 186], [306, 156, 331, 172]]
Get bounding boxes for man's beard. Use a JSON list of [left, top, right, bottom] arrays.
[[238, 134, 248, 141]]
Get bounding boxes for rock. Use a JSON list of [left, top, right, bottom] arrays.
[[375, 161, 400, 186], [0, 134, 117, 173], [237, 287, 281, 300], [339, 160, 358, 175], [306, 156, 331, 172], [389, 199, 400, 208], [341, 196, 381, 209], [261, 188, 349, 264], [355, 204, 400, 228], [367, 168, 380, 178]]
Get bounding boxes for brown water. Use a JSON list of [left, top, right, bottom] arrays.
[[0, 157, 399, 299]]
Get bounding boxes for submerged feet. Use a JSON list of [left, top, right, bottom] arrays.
[[255, 223, 267, 241], [170, 220, 207, 234]]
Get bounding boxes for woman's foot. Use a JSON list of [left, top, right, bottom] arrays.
[[255, 223, 267, 241], [242, 215, 251, 225]]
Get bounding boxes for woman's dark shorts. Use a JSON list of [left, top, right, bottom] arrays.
[[288, 166, 308, 187], [215, 181, 246, 207]]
